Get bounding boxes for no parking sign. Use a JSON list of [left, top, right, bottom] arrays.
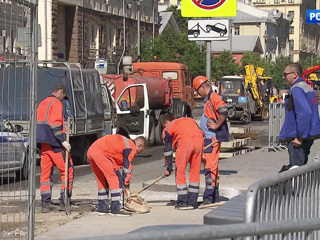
[[181, 0, 236, 17]]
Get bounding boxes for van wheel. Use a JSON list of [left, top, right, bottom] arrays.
[[78, 139, 90, 165], [147, 116, 156, 147]]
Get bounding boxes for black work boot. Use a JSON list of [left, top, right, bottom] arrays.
[[41, 202, 52, 213]]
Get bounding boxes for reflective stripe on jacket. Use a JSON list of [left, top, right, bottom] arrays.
[[37, 95, 66, 148], [89, 134, 137, 184], [279, 78, 320, 142], [200, 89, 228, 140]]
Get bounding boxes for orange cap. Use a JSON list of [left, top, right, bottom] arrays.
[[193, 76, 208, 90]]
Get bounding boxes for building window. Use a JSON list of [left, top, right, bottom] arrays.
[[274, 0, 280, 3], [234, 26, 240, 35], [288, 0, 294, 2], [288, 11, 294, 19], [289, 40, 294, 51], [289, 26, 294, 34]]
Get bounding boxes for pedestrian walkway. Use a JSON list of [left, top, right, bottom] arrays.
[[37, 139, 320, 240]]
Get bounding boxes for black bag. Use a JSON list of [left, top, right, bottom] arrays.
[[208, 99, 230, 142]]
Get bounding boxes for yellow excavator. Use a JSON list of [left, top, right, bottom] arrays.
[[244, 65, 265, 120]]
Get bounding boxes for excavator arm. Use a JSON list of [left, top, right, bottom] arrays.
[[302, 64, 320, 89], [245, 65, 263, 108]]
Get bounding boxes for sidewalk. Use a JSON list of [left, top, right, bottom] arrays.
[[36, 140, 320, 239]]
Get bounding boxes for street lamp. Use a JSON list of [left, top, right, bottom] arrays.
[[118, 0, 127, 74], [136, 0, 143, 62]]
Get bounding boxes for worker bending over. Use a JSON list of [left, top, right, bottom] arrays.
[[37, 84, 73, 213], [87, 134, 146, 216], [193, 76, 229, 206], [162, 114, 204, 210]]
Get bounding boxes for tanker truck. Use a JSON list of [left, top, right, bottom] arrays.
[[132, 61, 194, 118], [101, 73, 174, 146]]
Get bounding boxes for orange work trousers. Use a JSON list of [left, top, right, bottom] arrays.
[[203, 138, 221, 203], [87, 146, 123, 213], [175, 136, 203, 206], [40, 143, 73, 203]]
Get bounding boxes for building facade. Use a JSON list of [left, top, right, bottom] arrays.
[[253, 0, 320, 62], [38, 0, 158, 69], [228, 1, 291, 61], [158, 0, 180, 11]]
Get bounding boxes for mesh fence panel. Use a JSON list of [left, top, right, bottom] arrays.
[[0, 1, 37, 239]]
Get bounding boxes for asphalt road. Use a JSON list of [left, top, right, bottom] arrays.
[[2, 100, 269, 188]]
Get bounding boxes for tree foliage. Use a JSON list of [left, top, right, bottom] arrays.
[[269, 56, 291, 91], [140, 27, 206, 78], [300, 55, 320, 71], [211, 50, 239, 80], [165, 5, 188, 33]]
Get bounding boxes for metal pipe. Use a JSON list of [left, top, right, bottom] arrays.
[[117, 0, 126, 74], [27, 0, 38, 239]]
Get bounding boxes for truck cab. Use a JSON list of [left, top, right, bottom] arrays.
[[132, 62, 194, 118]]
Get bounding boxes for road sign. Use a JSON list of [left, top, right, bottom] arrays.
[[188, 19, 230, 41], [181, 0, 237, 17]]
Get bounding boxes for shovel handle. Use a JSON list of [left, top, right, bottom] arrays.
[[136, 175, 164, 194], [203, 140, 218, 151], [64, 116, 71, 215]]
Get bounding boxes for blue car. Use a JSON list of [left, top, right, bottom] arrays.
[[0, 113, 28, 180]]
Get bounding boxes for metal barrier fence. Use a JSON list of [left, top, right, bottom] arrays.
[[0, 1, 38, 239], [263, 102, 286, 152], [244, 159, 320, 239], [73, 159, 320, 240]]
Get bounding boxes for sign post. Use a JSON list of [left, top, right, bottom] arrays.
[[183, 0, 236, 83]]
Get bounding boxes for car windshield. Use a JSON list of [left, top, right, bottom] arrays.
[[220, 79, 243, 96], [0, 114, 13, 132], [215, 23, 225, 29]]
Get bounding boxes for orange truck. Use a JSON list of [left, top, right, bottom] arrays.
[[100, 60, 194, 146], [132, 61, 194, 118], [101, 73, 174, 146]]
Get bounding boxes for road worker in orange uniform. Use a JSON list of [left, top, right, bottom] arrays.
[[37, 84, 73, 213], [87, 134, 146, 216], [193, 76, 229, 207], [162, 114, 204, 210]]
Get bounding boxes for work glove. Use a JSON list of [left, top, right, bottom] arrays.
[[62, 141, 71, 152], [123, 188, 131, 199]]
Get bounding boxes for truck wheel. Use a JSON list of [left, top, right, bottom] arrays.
[[180, 102, 187, 117], [155, 115, 164, 145], [262, 107, 269, 120], [147, 117, 156, 147]]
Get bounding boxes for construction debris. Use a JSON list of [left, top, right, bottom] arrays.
[[220, 127, 259, 159]]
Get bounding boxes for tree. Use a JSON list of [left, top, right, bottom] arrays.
[[300, 55, 320, 71], [211, 50, 240, 80], [269, 56, 291, 91], [139, 27, 206, 78], [166, 5, 188, 33], [240, 52, 271, 76]]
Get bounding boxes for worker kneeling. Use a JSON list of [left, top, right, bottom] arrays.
[[162, 114, 204, 210], [87, 134, 146, 216]]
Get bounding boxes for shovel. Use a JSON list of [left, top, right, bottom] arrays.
[[64, 116, 71, 215]]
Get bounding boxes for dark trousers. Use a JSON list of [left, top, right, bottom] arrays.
[[288, 140, 314, 166]]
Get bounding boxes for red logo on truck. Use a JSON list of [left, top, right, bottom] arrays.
[[192, 0, 227, 10]]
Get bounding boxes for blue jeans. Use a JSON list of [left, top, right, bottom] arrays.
[[288, 140, 314, 166]]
